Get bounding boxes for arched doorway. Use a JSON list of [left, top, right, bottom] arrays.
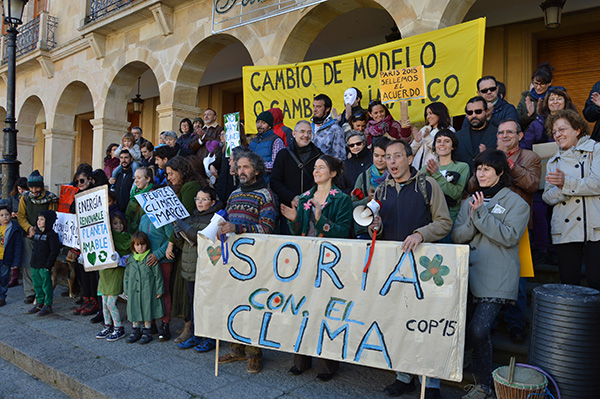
[[17, 96, 45, 181]]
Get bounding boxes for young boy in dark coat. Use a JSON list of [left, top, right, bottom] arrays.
[[0, 203, 23, 307], [27, 209, 61, 316]]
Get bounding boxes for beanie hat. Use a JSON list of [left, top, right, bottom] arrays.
[[256, 111, 274, 128], [27, 170, 44, 188]]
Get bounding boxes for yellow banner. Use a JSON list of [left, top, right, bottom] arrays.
[[380, 65, 426, 104], [243, 18, 485, 134]]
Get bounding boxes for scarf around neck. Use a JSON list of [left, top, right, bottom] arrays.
[[481, 182, 505, 198], [370, 163, 387, 187], [133, 249, 150, 261], [130, 183, 154, 200], [28, 190, 58, 205]]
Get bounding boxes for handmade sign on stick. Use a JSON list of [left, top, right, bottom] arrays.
[[134, 186, 190, 228]]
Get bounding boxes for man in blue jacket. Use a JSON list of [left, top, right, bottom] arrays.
[[462, 76, 518, 129]]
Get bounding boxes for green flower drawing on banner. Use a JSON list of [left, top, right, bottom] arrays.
[[419, 254, 450, 286]]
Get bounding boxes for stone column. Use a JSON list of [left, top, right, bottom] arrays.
[[89, 118, 130, 169], [16, 135, 37, 180], [42, 129, 77, 192], [156, 103, 203, 134]]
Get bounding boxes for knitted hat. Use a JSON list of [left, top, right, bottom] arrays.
[[256, 110, 274, 128], [27, 170, 44, 188]]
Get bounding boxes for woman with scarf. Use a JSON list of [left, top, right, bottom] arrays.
[[341, 131, 372, 194], [281, 155, 352, 381], [517, 62, 564, 130], [364, 100, 411, 146], [351, 137, 389, 238], [411, 102, 454, 170], [452, 149, 529, 399], [125, 167, 154, 233], [164, 156, 208, 343]]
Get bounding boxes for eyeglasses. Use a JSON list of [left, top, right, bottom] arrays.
[[348, 142, 364, 148], [465, 109, 485, 116], [385, 153, 406, 161], [294, 129, 312, 136], [532, 80, 549, 88], [195, 197, 212, 202], [497, 130, 517, 136], [552, 126, 572, 136], [479, 86, 497, 94]]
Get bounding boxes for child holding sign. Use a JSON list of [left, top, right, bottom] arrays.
[[95, 213, 131, 342], [124, 231, 165, 344]]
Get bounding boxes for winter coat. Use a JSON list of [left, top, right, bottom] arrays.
[[460, 97, 518, 130], [311, 115, 346, 160], [455, 123, 498, 173], [288, 185, 352, 238], [270, 141, 321, 207], [31, 210, 61, 270], [542, 136, 600, 244], [114, 143, 141, 162], [1, 219, 23, 267], [452, 187, 529, 301], [173, 202, 222, 281], [520, 114, 553, 150], [583, 80, 600, 142], [113, 167, 134, 213], [138, 214, 174, 265], [124, 253, 165, 322], [270, 108, 293, 147], [341, 146, 372, 194]]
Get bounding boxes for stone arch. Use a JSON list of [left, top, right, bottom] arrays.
[[170, 32, 255, 107], [51, 80, 96, 131], [278, 0, 415, 64], [16, 95, 46, 178], [101, 48, 164, 121]]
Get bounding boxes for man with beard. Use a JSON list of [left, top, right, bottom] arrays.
[[249, 110, 285, 179], [202, 108, 224, 142], [113, 150, 135, 213], [311, 94, 346, 160], [461, 76, 518, 129], [217, 151, 276, 374], [17, 170, 59, 304], [456, 96, 498, 173]]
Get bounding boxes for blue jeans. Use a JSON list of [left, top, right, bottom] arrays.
[[0, 260, 9, 300], [395, 372, 440, 389], [504, 277, 527, 331]]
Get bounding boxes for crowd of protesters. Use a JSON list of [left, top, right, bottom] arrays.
[[1, 62, 600, 399]]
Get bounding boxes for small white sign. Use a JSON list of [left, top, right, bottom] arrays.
[[134, 186, 190, 228]]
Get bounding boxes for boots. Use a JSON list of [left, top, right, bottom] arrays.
[[158, 322, 171, 342], [139, 328, 153, 344], [174, 321, 192, 344], [81, 297, 99, 316], [8, 267, 19, 287], [73, 297, 90, 315]]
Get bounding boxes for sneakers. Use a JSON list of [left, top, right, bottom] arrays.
[[158, 322, 171, 341], [80, 298, 99, 316], [218, 350, 246, 364], [194, 338, 216, 352], [462, 384, 495, 399], [37, 305, 53, 316], [139, 328, 153, 344], [247, 356, 262, 373], [107, 326, 126, 342], [384, 379, 416, 397], [27, 303, 43, 314], [127, 328, 142, 344], [96, 325, 114, 339], [73, 298, 89, 315], [177, 336, 204, 350]]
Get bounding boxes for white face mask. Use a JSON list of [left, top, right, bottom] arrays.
[[344, 88, 357, 106]]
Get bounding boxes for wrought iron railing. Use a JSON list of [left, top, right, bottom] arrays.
[[1, 14, 58, 64], [86, 0, 140, 24]]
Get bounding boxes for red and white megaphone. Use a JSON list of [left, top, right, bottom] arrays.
[[353, 199, 381, 227]]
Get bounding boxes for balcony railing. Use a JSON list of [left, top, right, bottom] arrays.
[[1, 13, 58, 64], [86, 0, 140, 24]]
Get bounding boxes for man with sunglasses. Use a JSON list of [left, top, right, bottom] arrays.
[[461, 76, 518, 130], [456, 96, 498, 173]]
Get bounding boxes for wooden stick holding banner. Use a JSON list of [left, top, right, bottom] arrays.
[[215, 340, 220, 376], [379, 65, 426, 104], [420, 376, 427, 399]]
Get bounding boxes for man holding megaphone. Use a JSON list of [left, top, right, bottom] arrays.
[[368, 139, 452, 399]]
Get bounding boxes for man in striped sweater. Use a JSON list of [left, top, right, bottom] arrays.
[[217, 150, 276, 373]]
